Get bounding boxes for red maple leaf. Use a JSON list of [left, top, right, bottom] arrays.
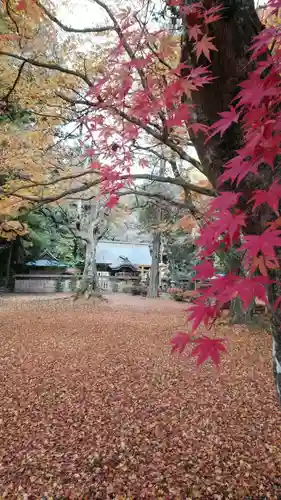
[[188, 24, 203, 41], [250, 255, 279, 276], [234, 276, 271, 309], [219, 229, 240, 250], [170, 331, 191, 354], [194, 35, 218, 62], [188, 122, 209, 134], [251, 181, 281, 214], [218, 154, 259, 186], [193, 260, 215, 280], [240, 229, 281, 261], [196, 213, 241, 256], [166, 103, 191, 128], [188, 66, 215, 88], [90, 161, 101, 169], [208, 191, 240, 214], [183, 5, 203, 23], [118, 74, 133, 99], [208, 106, 240, 138], [236, 72, 279, 109], [106, 194, 119, 209], [187, 298, 219, 332], [15, 0, 25, 10], [191, 336, 227, 367], [203, 5, 222, 24], [257, 132, 281, 168]]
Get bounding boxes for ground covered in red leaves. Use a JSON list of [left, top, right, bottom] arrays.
[[0, 294, 281, 499]]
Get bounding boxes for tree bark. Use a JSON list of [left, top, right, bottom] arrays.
[[75, 202, 103, 299], [268, 272, 281, 403], [147, 159, 165, 298], [148, 230, 161, 298], [181, 0, 263, 185]]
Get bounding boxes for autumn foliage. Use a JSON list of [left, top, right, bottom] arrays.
[[1, 0, 281, 371]]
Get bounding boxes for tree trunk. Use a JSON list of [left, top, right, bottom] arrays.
[[4, 241, 13, 292], [181, 0, 263, 185], [268, 273, 281, 403], [147, 159, 165, 298], [75, 203, 99, 299], [230, 298, 255, 325], [148, 230, 161, 298]]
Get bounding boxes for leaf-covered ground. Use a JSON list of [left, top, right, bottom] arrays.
[[0, 294, 281, 499]]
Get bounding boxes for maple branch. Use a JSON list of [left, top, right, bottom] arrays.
[[3, 61, 26, 101], [118, 188, 197, 212], [128, 174, 215, 196], [6, 0, 21, 40], [93, 0, 169, 133], [7, 169, 99, 195], [30, 110, 70, 121], [115, 107, 202, 171], [36, 1, 115, 33], [9, 169, 216, 205], [134, 14, 173, 71], [60, 89, 201, 171], [54, 91, 201, 172], [0, 52, 92, 86], [132, 142, 183, 178]]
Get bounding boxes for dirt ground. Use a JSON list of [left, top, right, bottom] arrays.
[[0, 294, 281, 499]]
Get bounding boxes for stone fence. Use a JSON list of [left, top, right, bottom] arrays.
[[14, 274, 140, 294], [14, 274, 77, 294]]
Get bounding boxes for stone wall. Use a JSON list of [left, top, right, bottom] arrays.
[[14, 274, 140, 294], [14, 275, 75, 294]]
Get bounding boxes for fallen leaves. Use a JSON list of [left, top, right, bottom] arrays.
[[0, 295, 281, 498]]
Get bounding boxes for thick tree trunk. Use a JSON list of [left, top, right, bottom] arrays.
[[230, 298, 255, 325], [78, 237, 98, 298], [75, 203, 99, 299], [148, 230, 161, 298], [4, 240, 13, 292], [181, 0, 263, 185], [180, 0, 281, 400], [268, 274, 281, 403]]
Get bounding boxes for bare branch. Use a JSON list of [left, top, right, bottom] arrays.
[[56, 90, 203, 172], [8, 169, 216, 205], [3, 61, 26, 101], [118, 188, 196, 211], [115, 107, 202, 170], [0, 51, 92, 86], [8, 168, 99, 195], [131, 142, 183, 178], [6, 0, 21, 40], [37, 1, 115, 33]]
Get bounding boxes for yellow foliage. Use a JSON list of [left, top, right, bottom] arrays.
[[0, 219, 28, 240], [178, 214, 197, 233], [0, 0, 88, 238], [257, 6, 281, 27]]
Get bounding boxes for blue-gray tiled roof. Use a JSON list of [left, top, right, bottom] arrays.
[[96, 241, 151, 266], [27, 259, 66, 267], [26, 250, 67, 267]]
